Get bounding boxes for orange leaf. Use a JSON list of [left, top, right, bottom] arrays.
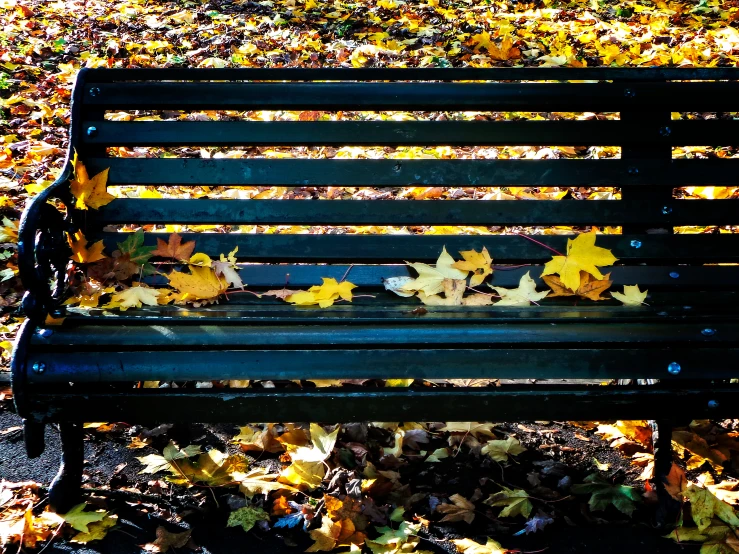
[[68, 230, 107, 264], [152, 233, 196, 261]]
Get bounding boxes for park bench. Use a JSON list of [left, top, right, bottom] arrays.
[[10, 67, 739, 515]]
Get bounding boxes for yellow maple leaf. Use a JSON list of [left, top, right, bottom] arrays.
[[67, 230, 107, 263], [306, 517, 342, 552], [401, 247, 469, 296], [542, 233, 617, 292], [167, 265, 227, 301], [69, 152, 114, 210], [285, 278, 356, 308], [452, 247, 493, 287], [104, 287, 161, 311], [481, 437, 526, 462], [611, 285, 648, 306], [491, 272, 549, 306]]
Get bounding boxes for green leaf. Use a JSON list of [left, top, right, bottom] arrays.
[[226, 506, 269, 533], [117, 230, 156, 273], [62, 503, 107, 533], [485, 486, 533, 518], [571, 473, 641, 516]]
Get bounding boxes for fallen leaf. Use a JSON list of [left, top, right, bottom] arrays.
[[104, 286, 161, 311], [151, 233, 195, 261], [142, 526, 191, 552], [571, 473, 641, 516], [226, 506, 269, 533], [485, 486, 533, 518], [437, 494, 476, 524], [234, 466, 297, 498], [67, 230, 107, 263], [168, 265, 228, 301], [286, 278, 356, 308], [452, 247, 493, 287], [491, 272, 549, 306], [542, 233, 618, 292], [611, 285, 648, 306], [481, 437, 526, 462], [685, 483, 739, 531], [453, 537, 506, 554], [61, 503, 107, 533], [71, 515, 117, 544], [401, 246, 469, 296], [543, 271, 612, 301], [70, 152, 113, 210]]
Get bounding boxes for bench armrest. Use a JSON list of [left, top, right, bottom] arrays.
[[17, 162, 76, 323]]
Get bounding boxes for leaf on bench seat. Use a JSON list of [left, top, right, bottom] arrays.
[[104, 286, 161, 311], [491, 272, 549, 306], [542, 232, 618, 293], [285, 278, 357, 308], [611, 285, 648, 306], [67, 230, 106, 264], [151, 233, 195, 262], [543, 271, 613, 302]]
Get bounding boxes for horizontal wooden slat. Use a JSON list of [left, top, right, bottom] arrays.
[[93, 198, 739, 226], [33, 322, 737, 349], [98, 233, 739, 263], [82, 82, 739, 111], [28, 387, 739, 422], [81, 120, 739, 147], [88, 158, 739, 187], [26, 348, 739, 383], [79, 67, 739, 83]]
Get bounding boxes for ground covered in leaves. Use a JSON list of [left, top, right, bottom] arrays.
[[3, 398, 739, 553]]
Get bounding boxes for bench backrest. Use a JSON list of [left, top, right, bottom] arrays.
[[71, 68, 739, 294]]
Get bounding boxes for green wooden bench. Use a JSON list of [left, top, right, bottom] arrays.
[[11, 67, 739, 515]]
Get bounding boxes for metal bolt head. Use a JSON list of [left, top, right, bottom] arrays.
[[393, 163, 402, 172], [89, 87, 101, 97], [669, 271, 680, 279], [702, 328, 716, 336], [630, 239, 642, 249], [86, 126, 98, 138], [627, 166, 639, 175], [624, 88, 636, 98], [708, 400, 719, 410], [31, 362, 45, 374], [659, 126, 672, 137], [662, 206, 673, 215], [36, 328, 53, 338], [667, 362, 681, 375]]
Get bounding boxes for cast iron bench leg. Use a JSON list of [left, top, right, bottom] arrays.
[[48, 422, 84, 513], [652, 420, 681, 528]]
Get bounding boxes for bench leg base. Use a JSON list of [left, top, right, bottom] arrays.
[[651, 420, 682, 529], [48, 422, 84, 514]]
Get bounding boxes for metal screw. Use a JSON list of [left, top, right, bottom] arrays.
[[669, 271, 680, 279], [627, 166, 639, 175], [701, 328, 716, 336], [662, 206, 673, 215], [393, 163, 402, 172], [667, 362, 681, 375], [708, 400, 719, 410], [89, 87, 101, 97], [657, 311, 669, 316], [32, 362, 45, 374], [659, 126, 672, 137], [630, 239, 642, 249], [36, 328, 53, 338], [86, 126, 98, 138], [624, 88, 636, 98]]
